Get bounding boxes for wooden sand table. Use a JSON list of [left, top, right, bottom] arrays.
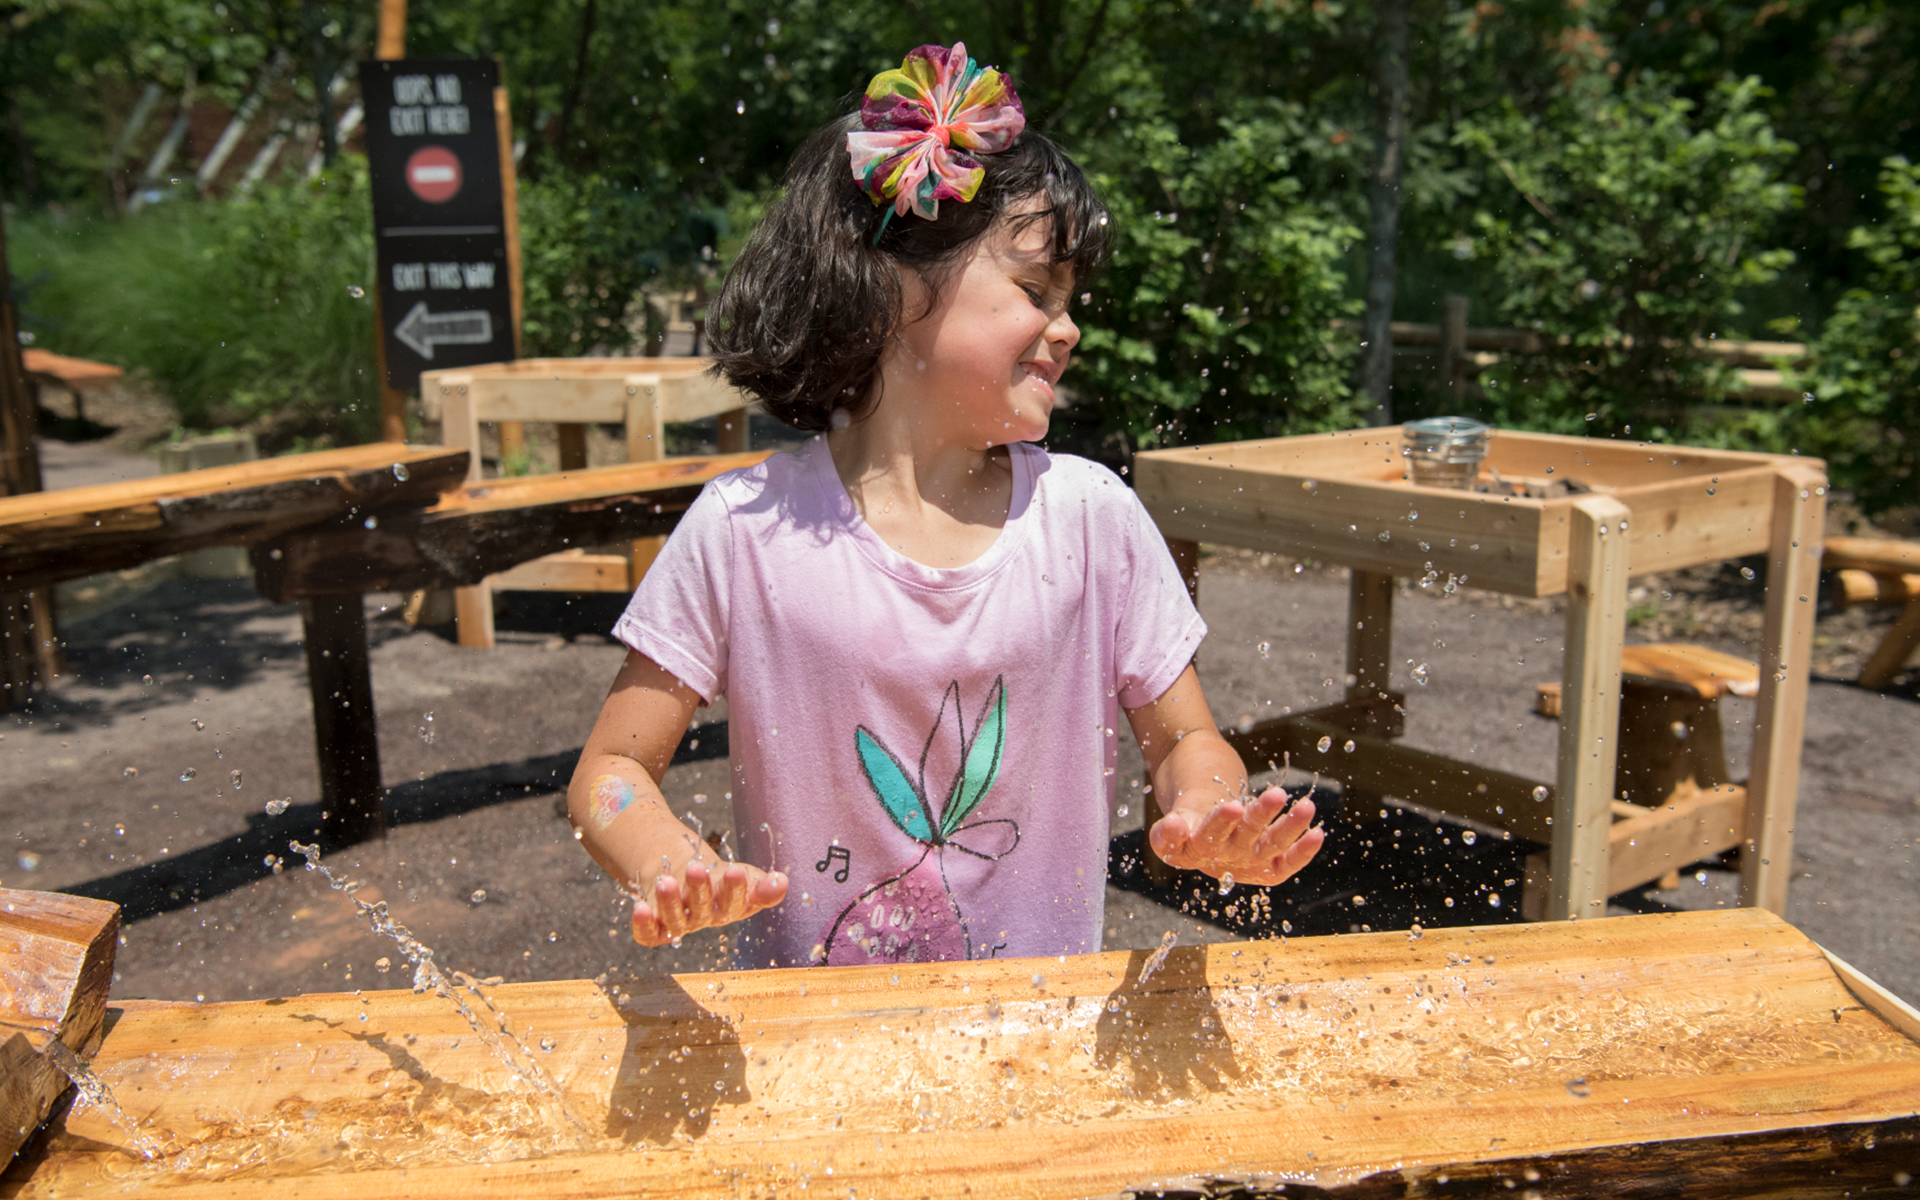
[[5, 908, 1916, 1198]]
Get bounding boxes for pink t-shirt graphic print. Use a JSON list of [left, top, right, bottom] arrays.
[[613, 436, 1205, 968]]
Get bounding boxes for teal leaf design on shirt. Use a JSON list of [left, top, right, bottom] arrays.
[[942, 676, 1006, 837], [856, 726, 934, 843]]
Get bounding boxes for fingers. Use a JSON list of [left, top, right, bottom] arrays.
[[1157, 789, 1326, 884], [631, 861, 789, 948]]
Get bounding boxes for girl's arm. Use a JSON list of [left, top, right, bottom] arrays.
[[570, 649, 787, 946], [1125, 664, 1324, 885]]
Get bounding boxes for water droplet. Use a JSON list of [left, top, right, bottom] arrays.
[[1377, 530, 1392, 543], [229, 769, 242, 789], [735, 99, 746, 114], [179, 767, 197, 782], [1585, 412, 1597, 422], [541, 1037, 558, 1053], [1695, 870, 1709, 884], [1317, 735, 1333, 754], [470, 889, 487, 904], [141, 674, 152, 685], [1740, 566, 1756, 580], [191, 718, 205, 731], [1461, 830, 1477, 845], [375, 956, 392, 973], [265, 798, 289, 816], [1408, 923, 1423, 940], [121, 766, 138, 778], [1706, 487, 1716, 496], [1116, 804, 1129, 819], [693, 792, 707, 804], [1411, 662, 1430, 685], [1445, 896, 1454, 907], [670, 936, 683, 949], [1488, 893, 1502, 908], [1257, 640, 1271, 659], [17, 851, 40, 871], [1217, 872, 1235, 895], [363, 515, 378, 530], [1531, 785, 1550, 802], [1030, 972, 1045, 989], [1343, 739, 1356, 753], [391, 461, 410, 481], [1281, 920, 1293, 934], [1352, 893, 1366, 907], [1566, 1077, 1592, 1098], [347, 284, 365, 298]]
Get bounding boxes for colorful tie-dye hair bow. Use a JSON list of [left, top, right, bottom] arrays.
[[847, 43, 1025, 227]]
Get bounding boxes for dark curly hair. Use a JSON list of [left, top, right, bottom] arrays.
[[706, 112, 1111, 432]]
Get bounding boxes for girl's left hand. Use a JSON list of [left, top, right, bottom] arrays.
[[1149, 789, 1323, 886]]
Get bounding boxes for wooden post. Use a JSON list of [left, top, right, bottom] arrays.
[[626, 377, 667, 582], [1344, 570, 1395, 703], [1440, 294, 1469, 400], [1548, 495, 1631, 921], [301, 595, 386, 846], [716, 407, 752, 455], [0, 889, 119, 1163], [1741, 465, 1825, 913], [373, 0, 409, 443], [491, 83, 529, 471], [1858, 596, 1920, 689], [0, 208, 59, 709]]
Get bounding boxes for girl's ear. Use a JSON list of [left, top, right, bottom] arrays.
[[894, 261, 934, 328]]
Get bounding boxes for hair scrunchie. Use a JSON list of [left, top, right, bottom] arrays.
[[847, 43, 1026, 224]]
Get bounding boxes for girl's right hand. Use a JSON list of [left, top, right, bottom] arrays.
[[632, 857, 788, 946]]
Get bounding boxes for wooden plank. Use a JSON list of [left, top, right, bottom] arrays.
[[1742, 465, 1825, 913], [1859, 596, 1920, 690], [0, 889, 118, 1164], [1550, 496, 1631, 921], [9, 910, 1919, 1199], [253, 453, 769, 600], [489, 550, 630, 593], [0, 446, 470, 591], [1601, 783, 1746, 895], [1821, 946, 1920, 1044], [1619, 643, 1760, 698], [1833, 567, 1920, 608], [300, 597, 384, 847], [419, 359, 749, 427], [19, 350, 123, 391], [1825, 535, 1920, 575]]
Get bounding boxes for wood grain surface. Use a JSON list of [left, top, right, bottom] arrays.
[[4, 909, 1916, 1198], [0, 890, 118, 1164], [0, 446, 470, 591]]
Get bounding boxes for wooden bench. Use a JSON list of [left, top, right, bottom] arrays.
[[1825, 535, 1920, 688], [1528, 643, 1759, 914], [21, 349, 122, 425], [420, 357, 754, 649]]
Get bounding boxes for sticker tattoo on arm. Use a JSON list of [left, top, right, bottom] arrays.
[[589, 775, 637, 830]]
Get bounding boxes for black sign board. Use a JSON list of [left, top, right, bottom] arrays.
[[360, 58, 514, 389]]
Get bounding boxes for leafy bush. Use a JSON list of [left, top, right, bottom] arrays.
[[1791, 156, 1920, 515], [14, 162, 381, 446], [1454, 73, 1798, 438], [1074, 98, 1365, 450]]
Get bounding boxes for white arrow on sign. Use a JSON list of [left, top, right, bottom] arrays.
[[392, 300, 494, 360]]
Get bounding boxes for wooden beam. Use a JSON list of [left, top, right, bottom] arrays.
[[254, 453, 768, 600], [1859, 597, 1920, 690], [488, 550, 630, 593], [13, 910, 1919, 1199], [1743, 466, 1825, 912], [300, 596, 384, 847], [0, 446, 469, 592], [1824, 535, 1920, 576], [1549, 495, 1631, 921], [0, 889, 118, 1163], [1344, 569, 1394, 702]]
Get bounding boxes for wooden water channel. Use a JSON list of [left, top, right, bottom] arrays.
[[3, 897, 1917, 1199]]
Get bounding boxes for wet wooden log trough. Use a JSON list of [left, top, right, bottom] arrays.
[[4, 900, 1917, 1199]]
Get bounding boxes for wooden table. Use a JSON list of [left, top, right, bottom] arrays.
[[1134, 428, 1826, 921], [4, 908, 1916, 1198]]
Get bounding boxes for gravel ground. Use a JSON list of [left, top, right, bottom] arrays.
[[4, 531, 1914, 1006]]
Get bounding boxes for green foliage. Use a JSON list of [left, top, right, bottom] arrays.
[[1074, 98, 1365, 448], [1790, 156, 1920, 514], [1455, 72, 1798, 438], [14, 164, 381, 446]]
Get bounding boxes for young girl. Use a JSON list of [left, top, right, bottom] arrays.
[[569, 43, 1324, 967]]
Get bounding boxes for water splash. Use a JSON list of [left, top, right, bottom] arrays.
[[288, 841, 589, 1138], [1138, 930, 1178, 985], [43, 1039, 169, 1161]]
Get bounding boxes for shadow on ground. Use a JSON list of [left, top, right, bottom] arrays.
[[62, 723, 729, 921]]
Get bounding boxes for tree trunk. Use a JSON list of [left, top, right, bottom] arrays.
[[1360, 0, 1411, 427]]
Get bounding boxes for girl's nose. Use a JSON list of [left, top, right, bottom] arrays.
[[1050, 307, 1081, 354]]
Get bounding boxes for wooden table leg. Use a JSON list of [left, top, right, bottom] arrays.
[[1548, 496, 1631, 921], [1858, 596, 1920, 690], [1343, 570, 1396, 825], [557, 422, 590, 472], [717, 406, 752, 455], [1742, 466, 1826, 912], [301, 595, 386, 848]]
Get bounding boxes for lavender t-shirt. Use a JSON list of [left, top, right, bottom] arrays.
[[613, 436, 1205, 968]]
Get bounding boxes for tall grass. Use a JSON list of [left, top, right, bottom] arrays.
[[14, 162, 381, 447]]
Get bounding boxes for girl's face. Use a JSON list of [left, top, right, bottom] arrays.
[[887, 208, 1081, 448]]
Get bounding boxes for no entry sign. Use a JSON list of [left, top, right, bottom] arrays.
[[360, 58, 515, 388]]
